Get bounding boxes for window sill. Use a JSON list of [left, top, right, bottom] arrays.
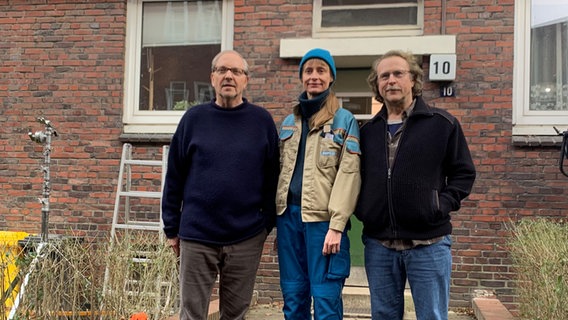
[[512, 135, 564, 147], [120, 133, 172, 144]]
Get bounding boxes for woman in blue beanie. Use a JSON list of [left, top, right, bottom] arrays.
[[276, 48, 361, 319]]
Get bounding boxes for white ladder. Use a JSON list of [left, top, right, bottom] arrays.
[[103, 143, 176, 319], [110, 143, 168, 237]]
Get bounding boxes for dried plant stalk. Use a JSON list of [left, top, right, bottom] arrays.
[[508, 219, 568, 320], [11, 231, 179, 320]]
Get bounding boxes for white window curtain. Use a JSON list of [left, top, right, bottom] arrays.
[[142, 1, 222, 47], [530, 1, 568, 111]]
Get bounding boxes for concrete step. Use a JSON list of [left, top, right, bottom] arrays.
[[342, 286, 415, 319], [343, 286, 371, 317]]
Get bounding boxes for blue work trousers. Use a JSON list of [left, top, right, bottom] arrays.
[[277, 204, 350, 320]]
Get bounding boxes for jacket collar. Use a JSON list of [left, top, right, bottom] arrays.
[[374, 96, 432, 124], [293, 89, 330, 117]]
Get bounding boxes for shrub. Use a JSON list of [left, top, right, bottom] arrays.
[[508, 219, 568, 319], [10, 231, 179, 320]]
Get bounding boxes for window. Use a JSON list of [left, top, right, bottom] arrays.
[[513, 0, 568, 135], [123, 0, 234, 134], [335, 69, 382, 123], [313, 0, 423, 38]]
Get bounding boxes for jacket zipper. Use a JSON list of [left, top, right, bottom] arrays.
[[386, 126, 398, 238], [386, 167, 397, 238]]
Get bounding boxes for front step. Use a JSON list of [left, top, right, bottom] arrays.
[[343, 286, 415, 319], [343, 287, 371, 318]]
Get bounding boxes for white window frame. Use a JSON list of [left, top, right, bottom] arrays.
[[513, 0, 568, 136], [123, 0, 234, 134], [312, 0, 424, 38]]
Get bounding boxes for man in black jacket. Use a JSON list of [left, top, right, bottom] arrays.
[[355, 50, 476, 320]]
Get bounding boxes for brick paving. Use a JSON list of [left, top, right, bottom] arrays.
[[245, 303, 476, 320]]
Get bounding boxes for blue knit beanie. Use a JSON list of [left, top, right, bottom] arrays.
[[299, 48, 336, 82]]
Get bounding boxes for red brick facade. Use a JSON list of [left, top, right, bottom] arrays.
[[2, 0, 567, 314]]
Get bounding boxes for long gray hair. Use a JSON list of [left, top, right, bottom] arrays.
[[367, 50, 423, 103]]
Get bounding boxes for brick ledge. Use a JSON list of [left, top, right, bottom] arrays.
[[472, 297, 514, 320]]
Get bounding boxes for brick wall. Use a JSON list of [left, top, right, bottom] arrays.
[[0, 1, 126, 237], [2, 0, 568, 314]]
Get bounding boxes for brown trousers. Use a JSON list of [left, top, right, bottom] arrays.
[[179, 230, 267, 320]]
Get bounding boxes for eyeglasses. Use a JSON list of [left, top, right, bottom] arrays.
[[213, 66, 248, 76], [378, 70, 410, 81]]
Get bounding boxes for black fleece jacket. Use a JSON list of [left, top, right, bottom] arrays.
[[355, 96, 476, 240]]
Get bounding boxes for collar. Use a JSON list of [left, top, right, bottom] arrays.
[[377, 96, 429, 123], [296, 89, 330, 119], [401, 99, 417, 121]]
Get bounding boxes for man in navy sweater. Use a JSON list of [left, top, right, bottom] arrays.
[[162, 50, 279, 320], [355, 50, 476, 320]]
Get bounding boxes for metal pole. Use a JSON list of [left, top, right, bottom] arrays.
[[9, 118, 59, 319], [28, 117, 58, 243]]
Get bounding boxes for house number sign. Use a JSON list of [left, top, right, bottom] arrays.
[[429, 54, 456, 81], [440, 85, 456, 97]]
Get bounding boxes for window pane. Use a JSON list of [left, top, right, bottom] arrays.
[[334, 69, 369, 92], [322, 7, 417, 27], [530, 1, 568, 111], [334, 69, 376, 116], [139, 1, 221, 111], [342, 96, 373, 115], [323, 0, 416, 6], [143, 1, 221, 46]]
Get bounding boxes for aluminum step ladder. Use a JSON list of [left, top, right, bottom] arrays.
[[110, 143, 168, 237], [103, 143, 177, 319]]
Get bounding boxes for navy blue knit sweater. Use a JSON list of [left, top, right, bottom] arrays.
[[161, 99, 280, 245]]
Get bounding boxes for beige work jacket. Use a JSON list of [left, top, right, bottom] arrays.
[[276, 108, 361, 232]]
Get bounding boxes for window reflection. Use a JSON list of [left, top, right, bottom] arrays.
[[139, 1, 221, 111], [530, 0, 568, 111]]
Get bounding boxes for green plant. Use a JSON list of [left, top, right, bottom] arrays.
[[508, 218, 568, 319], [173, 100, 200, 111]]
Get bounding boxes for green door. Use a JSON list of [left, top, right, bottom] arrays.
[[348, 216, 364, 266]]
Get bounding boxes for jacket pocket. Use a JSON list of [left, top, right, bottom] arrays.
[[392, 182, 437, 225], [317, 136, 341, 168], [326, 248, 351, 280], [432, 189, 440, 212], [431, 189, 448, 221]]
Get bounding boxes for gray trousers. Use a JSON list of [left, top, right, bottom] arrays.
[[179, 230, 267, 320]]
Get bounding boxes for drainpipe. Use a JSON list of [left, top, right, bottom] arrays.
[[441, 0, 446, 35]]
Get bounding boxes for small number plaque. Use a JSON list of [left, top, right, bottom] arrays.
[[440, 85, 456, 97], [429, 54, 456, 81]]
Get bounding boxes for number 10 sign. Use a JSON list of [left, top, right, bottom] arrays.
[[429, 54, 456, 81]]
